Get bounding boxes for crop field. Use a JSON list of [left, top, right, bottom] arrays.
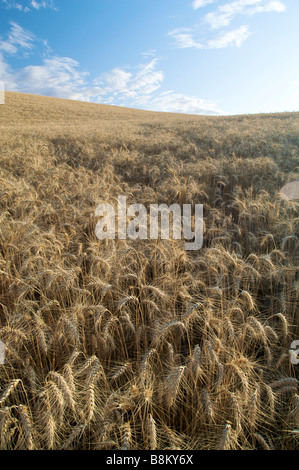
[[0, 91, 298, 450]]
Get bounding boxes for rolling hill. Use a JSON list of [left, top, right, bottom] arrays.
[[0, 92, 298, 450]]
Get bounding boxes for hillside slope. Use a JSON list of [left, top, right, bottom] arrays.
[[0, 92, 298, 450]]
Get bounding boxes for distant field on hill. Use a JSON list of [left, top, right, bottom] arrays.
[[0, 92, 298, 450]]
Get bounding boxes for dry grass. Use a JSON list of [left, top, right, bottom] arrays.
[[0, 91, 298, 450]]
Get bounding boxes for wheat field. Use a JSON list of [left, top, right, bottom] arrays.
[[0, 91, 298, 450]]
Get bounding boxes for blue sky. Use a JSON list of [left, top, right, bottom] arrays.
[[0, 0, 298, 115]]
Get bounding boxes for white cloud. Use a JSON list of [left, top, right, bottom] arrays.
[[205, 0, 286, 29], [99, 69, 132, 94], [169, 25, 250, 49], [168, 28, 204, 49], [171, 0, 285, 50], [1, 0, 56, 11], [0, 23, 225, 115], [248, 0, 286, 14], [0, 22, 35, 54], [95, 59, 165, 103], [142, 49, 157, 58], [31, 1, 48, 9], [207, 25, 250, 48], [17, 57, 90, 99], [193, 0, 215, 9], [144, 91, 225, 115], [0, 52, 15, 89]]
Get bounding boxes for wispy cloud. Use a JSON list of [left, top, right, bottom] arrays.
[[1, 0, 56, 12], [168, 28, 204, 49], [207, 24, 250, 47], [142, 49, 157, 58], [16, 57, 90, 99], [93, 62, 224, 114], [192, 0, 215, 9], [0, 22, 225, 115], [0, 22, 35, 54], [30, 1, 54, 10], [95, 59, 165, 104], [144, 90, 225, 115], [205, 0, 286, 29], [170, 0, 285, 51], [248, 0, 286, 14], [168, 24, 250, 49]]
